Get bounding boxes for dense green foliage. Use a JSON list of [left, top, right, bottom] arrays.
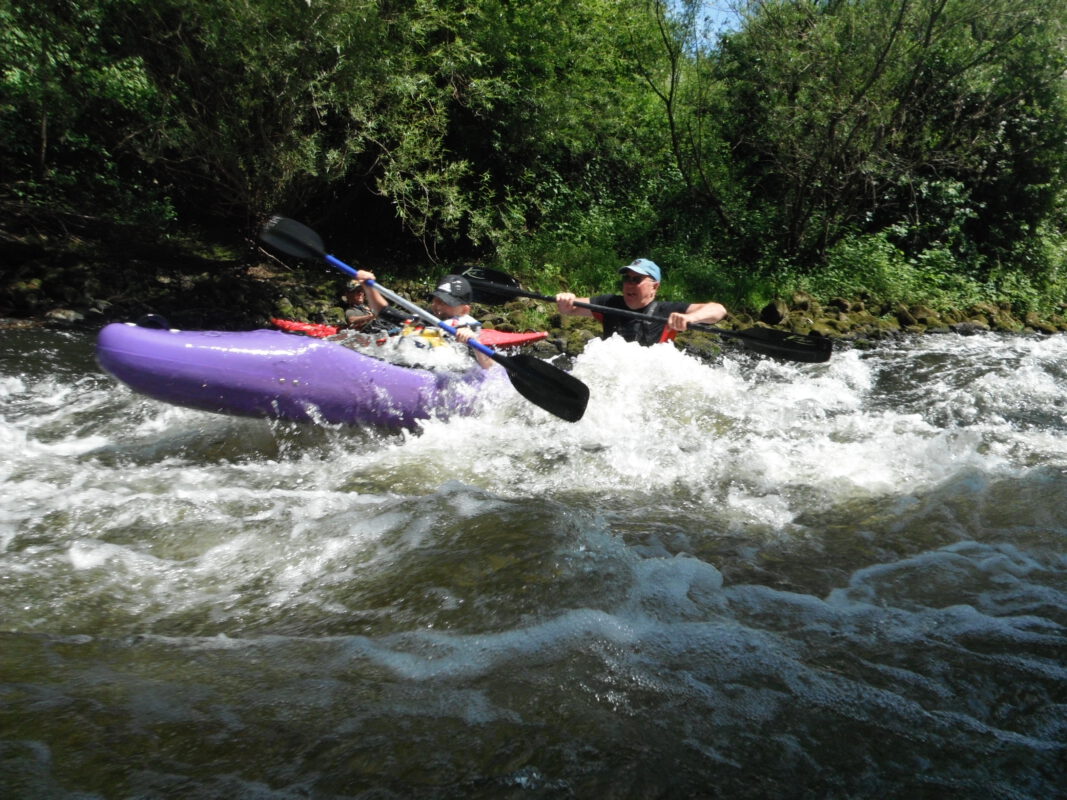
[[3, 0, 1066, 313]]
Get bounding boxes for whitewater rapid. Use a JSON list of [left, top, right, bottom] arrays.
[[1, 328, 1064, 797]]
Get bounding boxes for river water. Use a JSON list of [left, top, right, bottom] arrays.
[[1, 327, 1064, 798]]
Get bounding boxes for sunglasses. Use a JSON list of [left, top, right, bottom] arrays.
[[621, 274, 649, 284]]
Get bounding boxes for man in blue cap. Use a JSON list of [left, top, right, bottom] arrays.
[[555, 258, 727, 346]]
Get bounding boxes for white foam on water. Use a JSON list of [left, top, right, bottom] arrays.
[[4, 331, 1064, 583], [0, 373, 27, 399], [3, 332, 1065, 704], [830, 539, 1067, 614], [3, 329, 1065, 796], [369, 334, 1047, 538], [68, 538, 164, 571]]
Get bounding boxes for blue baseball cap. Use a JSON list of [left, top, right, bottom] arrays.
[[619, 258, 661, 282]]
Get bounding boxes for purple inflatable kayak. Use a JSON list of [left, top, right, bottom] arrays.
[[96, 322, 502, 428]]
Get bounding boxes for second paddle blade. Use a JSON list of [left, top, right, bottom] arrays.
[[730, 327, 833, 363], [496, 353, 589, 422]]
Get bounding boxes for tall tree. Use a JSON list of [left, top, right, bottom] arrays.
[[0, 0, 168, 213], [705, 0, 1067, 272]]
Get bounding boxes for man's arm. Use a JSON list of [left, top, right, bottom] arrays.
[[354, 270, 389, 317], [555, 292, 595, 318], [454, 327, 495, 370], [667, 301, 728, 332]]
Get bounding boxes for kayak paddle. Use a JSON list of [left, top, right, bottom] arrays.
[[259, 216, 590, 422], [462, 266, 833, 364]]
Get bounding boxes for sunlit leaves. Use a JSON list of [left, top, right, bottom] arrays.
[[715, 0, 1067, 273]]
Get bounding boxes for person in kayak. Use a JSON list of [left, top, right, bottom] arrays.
[[341, 280, 378, 330], [554, 258, 728, 346], [353, 270, 494, 369]]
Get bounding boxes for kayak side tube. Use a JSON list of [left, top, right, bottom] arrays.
[[96, 323, 499, 428]]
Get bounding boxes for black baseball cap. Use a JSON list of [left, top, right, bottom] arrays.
[[430, 274, 473, 306]]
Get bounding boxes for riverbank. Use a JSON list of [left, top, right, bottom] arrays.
[[4, 207, 1066, 358]]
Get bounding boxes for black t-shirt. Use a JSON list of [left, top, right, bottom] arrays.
[[347, 303, 409, 334], [344, 303, 373, 324], [589, 295, 692, 346]]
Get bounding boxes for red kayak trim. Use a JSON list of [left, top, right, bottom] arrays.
[[269, 317, 548, 347]]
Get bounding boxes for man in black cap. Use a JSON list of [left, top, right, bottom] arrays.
[[427, 274, 477, 323], [352, 270, 493, 369]]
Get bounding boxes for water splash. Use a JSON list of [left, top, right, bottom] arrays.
[[1, 329, 1065, 797]]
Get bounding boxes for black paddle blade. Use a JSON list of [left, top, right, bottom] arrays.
[[259, 215, 327, 261], [463, 266, 528, 305], [493, 353, 589, 422], [726, 327, 833, 363]]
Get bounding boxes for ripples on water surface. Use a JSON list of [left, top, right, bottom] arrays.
[[1, 328, 1065, 798]]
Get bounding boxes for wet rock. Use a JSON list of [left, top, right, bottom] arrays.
[[786, 311, 815, 333], [1025, 312, 1059, 334], [790, 291, 818, 313], [965, 303, 997, 325], [810, 320, 840, 336], [531, 339, 564, 357], [476, 311, 508, 328], [562, 327, 598, 357], [990, 309, 1024, 332], [910, 305, 943, 327], [893, 303, 917, 327], [45, 308, 84, 323], [760, 299, 789, 325], [949, 320, 990, 335], [679, 331, 723, 361], [726, 311, 755, 328]]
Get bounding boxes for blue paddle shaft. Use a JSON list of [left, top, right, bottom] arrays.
[[324, 254, 495, 358]]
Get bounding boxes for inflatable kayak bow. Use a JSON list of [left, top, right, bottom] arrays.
[[97, 322, 505, 429]]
